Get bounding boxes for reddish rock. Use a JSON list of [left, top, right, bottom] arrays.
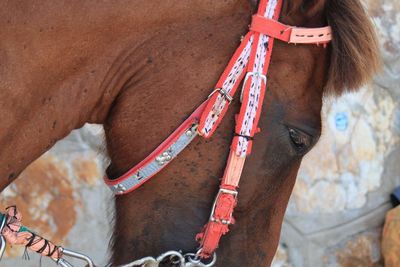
[[0, 156, 77, 258], [335, 235, 382, 267], [382, 206, 400, 267]]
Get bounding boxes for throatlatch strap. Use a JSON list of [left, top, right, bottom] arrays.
[[104, 101, 208, 195], [196, 0, 283, 258]]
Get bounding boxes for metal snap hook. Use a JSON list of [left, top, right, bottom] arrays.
[[53, 258, 74, 267], [52, 247, 95, 267]]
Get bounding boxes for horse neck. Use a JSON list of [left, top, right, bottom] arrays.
[[0, 4, 126, 189], [0, 0, 255, 191], [0, 2, 123, 189]]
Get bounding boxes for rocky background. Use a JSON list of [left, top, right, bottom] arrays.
[[1, 1, 399, 266], [273, 0, 400, 266], [0, 126, 112, 267]]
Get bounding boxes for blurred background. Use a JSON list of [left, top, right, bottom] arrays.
[[1, 0, 399, 266]]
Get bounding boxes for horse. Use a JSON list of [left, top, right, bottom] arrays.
[[0, 0, 380, 266]]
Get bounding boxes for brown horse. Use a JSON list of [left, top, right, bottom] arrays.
[[0, 0, 379, 266]]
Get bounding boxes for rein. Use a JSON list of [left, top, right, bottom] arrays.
[[0, 0, 331, 266]]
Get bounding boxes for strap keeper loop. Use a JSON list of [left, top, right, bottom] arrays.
[[234, 133, 254, 141]]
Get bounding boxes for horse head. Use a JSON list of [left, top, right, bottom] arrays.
[[104, 0, 379, 266]]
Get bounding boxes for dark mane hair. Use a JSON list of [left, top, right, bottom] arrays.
[[325, 0, 381, 95]]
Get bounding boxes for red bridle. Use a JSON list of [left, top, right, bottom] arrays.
[[0, 1, 333, 266], [103, 0, 332, 263]]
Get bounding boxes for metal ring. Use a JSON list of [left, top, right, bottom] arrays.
[[203, 253, 217, 267], [193, 250, 217, 267], [156, 250, 185, 266], [185, 252, 201, 264], [170, 254, 184, 265]]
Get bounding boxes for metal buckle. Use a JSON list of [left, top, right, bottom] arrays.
[[209, 188, 238, 225], [240, 72, 267, 103], [208, 88, 233, 103]]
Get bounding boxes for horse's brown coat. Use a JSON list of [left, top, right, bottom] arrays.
[[0, 0, 379, 266]]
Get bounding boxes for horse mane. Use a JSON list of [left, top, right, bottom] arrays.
[[325, 0, 381, 95]]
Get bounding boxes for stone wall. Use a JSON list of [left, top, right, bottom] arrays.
[[1, 126, 112, 267], [1, 1, 399, 266]]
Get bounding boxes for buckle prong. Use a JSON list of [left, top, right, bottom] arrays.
[[208, 88, 233, 103]]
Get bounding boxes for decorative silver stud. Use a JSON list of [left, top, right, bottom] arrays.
[[113, 184, 127, 193], [186, 124, 199, 137], [156, 149, 173, 165], [186, 129, 194, 137]]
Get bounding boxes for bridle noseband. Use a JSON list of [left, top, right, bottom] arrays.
[[0, 0, 331, 266]]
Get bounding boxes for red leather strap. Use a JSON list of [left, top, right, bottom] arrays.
[[251, 15, 332, 44], [196, 152, 245, 257], [196, 0, 286, 258], [196, 186, 238, 258], [104, 100, 208, 194], [198, 32, 253, 138], [250, 15, 292, 42]]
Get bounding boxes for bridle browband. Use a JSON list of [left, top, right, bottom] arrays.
[[0, 0, 332, 266]]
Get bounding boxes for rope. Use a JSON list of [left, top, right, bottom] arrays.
[[0, 206, 63, 260]]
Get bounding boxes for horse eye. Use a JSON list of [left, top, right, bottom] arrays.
[[288, 127, 312, 153]]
